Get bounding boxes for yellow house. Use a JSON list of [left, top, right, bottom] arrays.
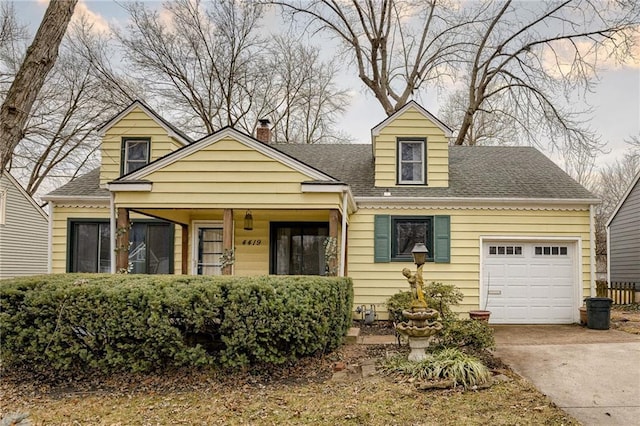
[[43, 100, 599, 324]]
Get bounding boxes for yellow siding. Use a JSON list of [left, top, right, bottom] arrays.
[[114, 137, 343, 210], [374, 106, 449, 188], [100, 107, 184, 187], [51, 205, 182, 274], [348, 207, 592, 318]]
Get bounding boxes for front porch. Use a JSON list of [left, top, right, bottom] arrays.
[[112, 207, 348, 277]]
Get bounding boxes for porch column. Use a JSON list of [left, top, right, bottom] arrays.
[[329, 209, 340, 276], [181, 224, 189, 275], [223, 209, 233, 275], [116, 208, 130, 272]]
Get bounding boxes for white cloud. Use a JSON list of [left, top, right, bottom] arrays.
[[71, 0, 111, 35]]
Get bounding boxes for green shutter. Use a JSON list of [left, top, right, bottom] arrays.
[[374, 215, 391, 263], [434, 215, 450, 263]]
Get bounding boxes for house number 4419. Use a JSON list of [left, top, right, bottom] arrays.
[[242, 240, 262, 245]]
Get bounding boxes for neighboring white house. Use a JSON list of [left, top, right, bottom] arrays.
[[607, 169, 640, 287], [0, 172, 49, 279]]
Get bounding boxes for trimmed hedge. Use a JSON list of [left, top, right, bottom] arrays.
[[0, 274, 353, 373]]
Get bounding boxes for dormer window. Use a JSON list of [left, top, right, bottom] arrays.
[[122, 137, 150, 175], [397, 138, 426, 184]]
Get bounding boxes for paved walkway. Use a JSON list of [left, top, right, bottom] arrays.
[[493, 325, 640, 426]]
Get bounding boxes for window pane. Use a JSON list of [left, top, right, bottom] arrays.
[[148, 224, 171, 274], [401, 142, 422, 161], [127, 141, 147, 161], [272, 223, 328, 275], [125, 140, 149, 174], [98, 224, 111, 272], [198, 227, 222, 275], [395, 220, 428, 257], [129, 223, 147, 274], [75, 223, 98, 272]]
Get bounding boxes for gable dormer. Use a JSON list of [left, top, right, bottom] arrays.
[[371, 101, 452, 188], [97, 101, 191, 187]]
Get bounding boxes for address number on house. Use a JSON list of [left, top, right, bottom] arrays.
[[242, 240, 262, 245]]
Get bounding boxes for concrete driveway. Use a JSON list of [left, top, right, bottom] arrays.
[[493, 325, 640, 426]]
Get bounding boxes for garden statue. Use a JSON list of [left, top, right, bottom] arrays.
[[395, 243, 443, 361]]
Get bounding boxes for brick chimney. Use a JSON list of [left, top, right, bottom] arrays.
[[256, 118, 271, 144]]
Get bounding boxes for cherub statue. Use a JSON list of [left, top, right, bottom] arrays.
[[402, 267, 427, 307]]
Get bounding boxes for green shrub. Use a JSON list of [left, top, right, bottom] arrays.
[[380, 347, 491, 389], [386, 281, 464, 322], [385, 291, 413, 323], [0, 274, 353, 374], [436, 319, 495, 351]]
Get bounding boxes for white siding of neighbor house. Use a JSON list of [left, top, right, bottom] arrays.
[[0, 174, 48, 279], [609, 177, 640, 283]]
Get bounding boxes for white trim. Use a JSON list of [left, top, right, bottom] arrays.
[[397, 139, 426, 185], [119, 127, 337, 183], [0, 188, 5, 225], [97, 101, 190, 146], [606, 169, 640, 227], [191, 220, 225, 275], [606, 225, 611, 288], [108, 182, 153, 192], [40, 195, 110, 204], [479, 236, 582, 324], [110, 192, 116, 274], [301, 183, 348, 193], [47, 200, 53, 273], [356, 196, 597, 211], [371, 100, 453, 138], [590, 204, 596, 297], [340, 188, 348, 277], [2, 172, 48, 221]]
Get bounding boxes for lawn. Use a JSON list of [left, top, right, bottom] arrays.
[[1, 344, 579, 425]]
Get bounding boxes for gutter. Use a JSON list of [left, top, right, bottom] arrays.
[[355, 196, 600, 209]]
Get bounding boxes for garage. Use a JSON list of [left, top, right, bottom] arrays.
[[481, 240, 578, 324]]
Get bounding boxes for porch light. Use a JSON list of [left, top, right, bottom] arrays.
[[411, 242, 429, 267], [244, 210, 253, 231]]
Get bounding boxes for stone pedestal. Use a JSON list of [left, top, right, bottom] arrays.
[[407, 337, 432, 362]]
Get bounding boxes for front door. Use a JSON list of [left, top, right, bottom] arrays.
[[194, 223, 223, 275]]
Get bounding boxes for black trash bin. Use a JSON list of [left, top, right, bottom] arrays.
[[585, 297, 612, 330]]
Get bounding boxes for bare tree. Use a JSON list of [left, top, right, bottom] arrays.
[[0, 0, 78, 173], [589, 138, 639, 263], [115, 0, 349, 143], [273, 0, 468, 116], [3, 13, 136, 196], [275, 0, 639, 151], [266, 36, 351, 144]]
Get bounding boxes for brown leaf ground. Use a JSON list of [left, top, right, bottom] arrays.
[[611, 304, 640, 334], [1, 343, 579, 425]]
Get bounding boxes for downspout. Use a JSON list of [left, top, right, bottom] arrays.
[[590, 204, 596, 297], [606, 222, 611, 289], [110, 191, 116, 274], [47, 201, 53, 273], [339, 187, 348, 277]]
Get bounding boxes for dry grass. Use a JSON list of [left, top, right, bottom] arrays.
[[611, 305, 640, 335], [1, 344, 579, 426]]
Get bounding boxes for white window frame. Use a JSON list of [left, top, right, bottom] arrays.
[[123, 138, 151, 175], [397, 139, 426, 184]]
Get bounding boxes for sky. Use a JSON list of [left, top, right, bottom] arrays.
[[14, 0, 640, 168]]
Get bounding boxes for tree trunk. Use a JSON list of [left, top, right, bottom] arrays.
[[0, 0, 77, 173]]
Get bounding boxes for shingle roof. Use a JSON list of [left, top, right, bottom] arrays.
[[46, 145, 596, 201], [45, 168, 109, 198], [275, 144, 596, 200]]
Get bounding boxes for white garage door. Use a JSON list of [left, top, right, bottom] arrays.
[[482, 241, 577, 324]]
